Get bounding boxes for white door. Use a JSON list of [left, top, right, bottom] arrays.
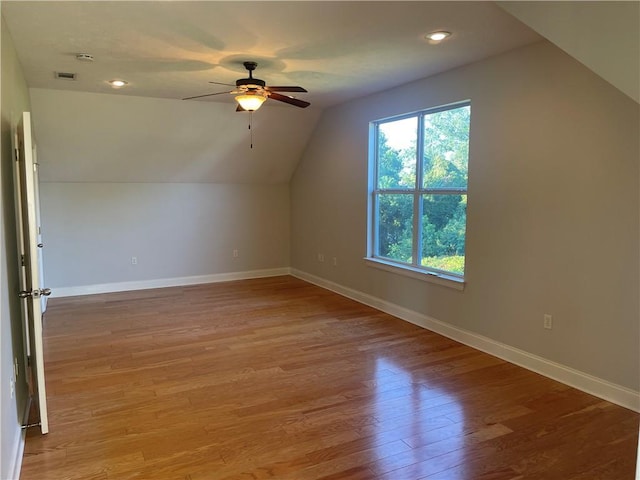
[[14, 111, 49, 434], [32, 144, 48, 314]]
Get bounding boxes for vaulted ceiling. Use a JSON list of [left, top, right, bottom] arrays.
[[499, 1, 639, 103], [2, 2, 636, 184]]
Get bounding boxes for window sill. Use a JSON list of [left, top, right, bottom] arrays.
[[363, 257, 465, 291]]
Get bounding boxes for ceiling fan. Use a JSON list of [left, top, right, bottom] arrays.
[[183, 61, 310, 111]]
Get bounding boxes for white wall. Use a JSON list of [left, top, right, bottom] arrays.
[[0, 15, 31, 480], [40, 182, 290, 290], [291, 41, 639, 392]]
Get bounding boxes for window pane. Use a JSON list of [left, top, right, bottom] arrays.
[[422, 105, 470, 189], [421, 194, 466, 275], [376, 193, 414, 263], [377, 117, 417, 189]]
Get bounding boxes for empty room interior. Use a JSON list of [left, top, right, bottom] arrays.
[[1, 1, 639, 479]]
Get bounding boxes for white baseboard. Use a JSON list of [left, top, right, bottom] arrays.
[[7, 427, 24, 480], [50, 268, 291, 298], [8, 399, 30, 480], [290, 268, 640, 413]]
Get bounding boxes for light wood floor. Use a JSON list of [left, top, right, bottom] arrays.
[[21, 276, 638, 480]]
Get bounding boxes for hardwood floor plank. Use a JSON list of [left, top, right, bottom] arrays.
[[20, 276, 638, 479]]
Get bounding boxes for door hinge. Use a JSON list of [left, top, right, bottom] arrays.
[[19, 288, 51, 299], [21, 422, 41, 430], [14, 148, 20, 162], [20, 255, 25, 266]]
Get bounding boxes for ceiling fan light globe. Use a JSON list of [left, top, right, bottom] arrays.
[[235, 94, 266, 111]]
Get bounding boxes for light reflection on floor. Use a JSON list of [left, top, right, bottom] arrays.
[[372, 357, 466, 478]]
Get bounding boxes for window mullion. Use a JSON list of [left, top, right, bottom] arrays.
[[412, 114, 425, 267], [423, 188, 467, 195]]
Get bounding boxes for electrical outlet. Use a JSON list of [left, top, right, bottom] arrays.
[[131, 256, 138, 265], [332, 257, 337, 266], [543, 314, 553, 330], [233, 249, 239, 258], [9, 378, 15, 399], [317, 253, 325, 262]]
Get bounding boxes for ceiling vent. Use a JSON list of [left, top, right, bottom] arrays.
[[55, 72, 77, 81]]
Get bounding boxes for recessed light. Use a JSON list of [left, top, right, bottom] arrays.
[[109, 80, 128, 88], [426, 31, 451, 42]]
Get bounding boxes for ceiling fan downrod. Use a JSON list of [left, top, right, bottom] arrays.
[[237, 62, 266, 88]]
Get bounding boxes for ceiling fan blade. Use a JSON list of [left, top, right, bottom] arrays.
[[182, 91, 232, 100], [208, 81, 236, 87], [266, 86, 308, 93], [268, 92, 311, 108]]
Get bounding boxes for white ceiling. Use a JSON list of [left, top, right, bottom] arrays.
[[1, 1, 543, 109]]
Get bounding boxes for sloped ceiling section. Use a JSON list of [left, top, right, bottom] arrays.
[[30, 88, 321, 184], [499, 1, 639, 104]]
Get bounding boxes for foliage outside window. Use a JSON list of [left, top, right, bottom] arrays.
[[370, 102, 470, 278]]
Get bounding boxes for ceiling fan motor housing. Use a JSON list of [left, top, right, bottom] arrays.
[[236, 77, 266, 89], [237, 61, 266, 89]]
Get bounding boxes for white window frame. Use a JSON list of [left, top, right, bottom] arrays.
[[366, 101, 470, 290]]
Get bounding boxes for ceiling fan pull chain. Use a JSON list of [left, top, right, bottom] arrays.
[[249, 112, 253, 149]]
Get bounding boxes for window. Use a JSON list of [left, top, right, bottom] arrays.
[[369, 102, 470, 282]]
